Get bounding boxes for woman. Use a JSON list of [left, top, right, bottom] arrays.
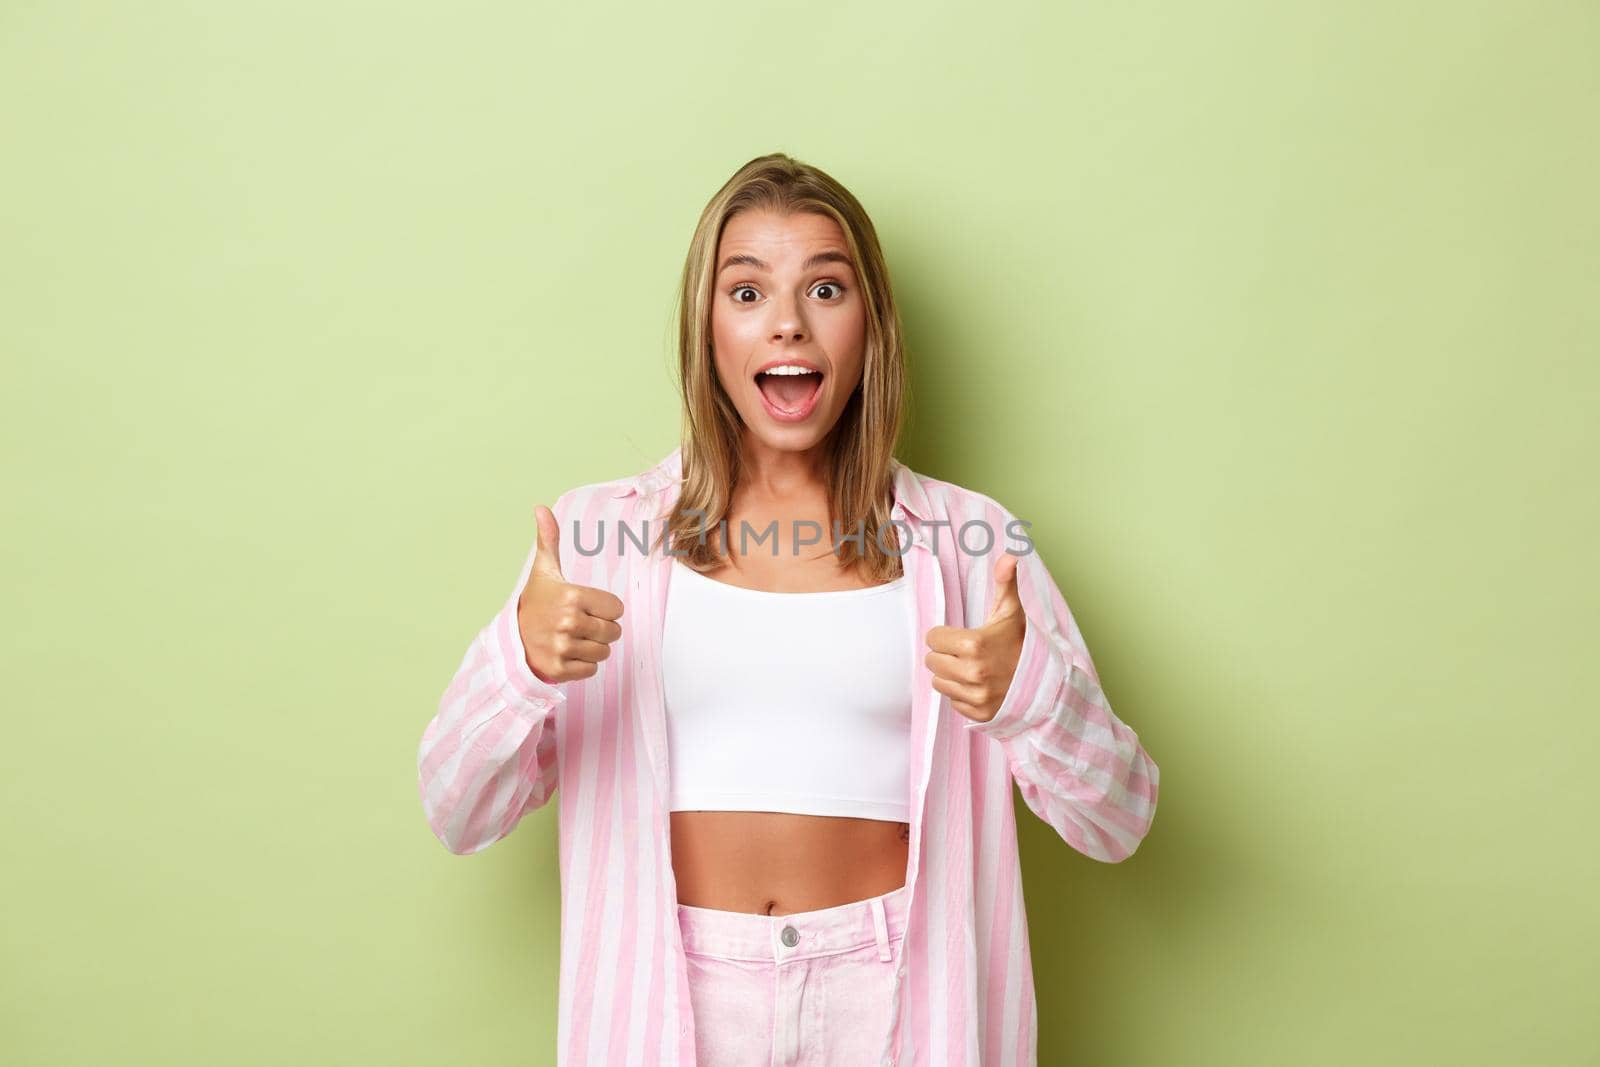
[[417, 153, 1160, 1066]]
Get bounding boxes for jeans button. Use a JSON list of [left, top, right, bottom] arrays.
[[780, 925, 799, 948]]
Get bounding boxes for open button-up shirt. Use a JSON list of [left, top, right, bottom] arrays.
[[418, 445, 1161, 1066]]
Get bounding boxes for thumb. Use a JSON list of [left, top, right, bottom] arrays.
[[532, 505, 566, 583], [986, 552, 1023, 626]]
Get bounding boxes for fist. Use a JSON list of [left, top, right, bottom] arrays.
[[923, 551, 1028, 724], [516, 504, 626, 684]]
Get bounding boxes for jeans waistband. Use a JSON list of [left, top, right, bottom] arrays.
[[677, 883, 909, 963]]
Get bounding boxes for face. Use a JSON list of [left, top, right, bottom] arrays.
[[709, 208, 867, 459]]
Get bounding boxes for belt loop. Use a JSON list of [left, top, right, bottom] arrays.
[[870, 896, 891, 961]]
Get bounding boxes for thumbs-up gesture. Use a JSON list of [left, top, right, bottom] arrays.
[[923, 551, 1028, 724], [516, 504, 626, 685]]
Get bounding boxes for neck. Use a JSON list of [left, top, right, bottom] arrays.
[[737, 431, 832, 499]]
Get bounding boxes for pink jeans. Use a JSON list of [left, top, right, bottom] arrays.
[[677, 883, 909, 1066]]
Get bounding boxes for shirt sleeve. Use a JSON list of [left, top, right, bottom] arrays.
[[961, 501, 1161, 863], [416, 489, 576, 854]]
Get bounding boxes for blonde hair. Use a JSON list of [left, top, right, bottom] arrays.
[[662, 152, 910, 582]]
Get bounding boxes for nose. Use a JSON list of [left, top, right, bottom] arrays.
[[769, 290, 807, 343]]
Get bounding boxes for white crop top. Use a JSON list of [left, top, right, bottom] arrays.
[[661, 558, 914, 823]]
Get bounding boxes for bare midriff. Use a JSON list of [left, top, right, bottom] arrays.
[[669, 491, 911, 916], [670, 810, 909, 915]]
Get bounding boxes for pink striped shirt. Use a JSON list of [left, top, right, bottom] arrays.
[[417, 445, 1160, 1066]]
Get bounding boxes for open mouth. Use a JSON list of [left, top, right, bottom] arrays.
[[755, 367, 825, 416]]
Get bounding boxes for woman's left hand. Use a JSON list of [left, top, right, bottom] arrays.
[[923, 552, 1028, 725]]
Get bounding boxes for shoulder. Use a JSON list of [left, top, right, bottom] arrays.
[[898, 462, 1022, 526], [537, 452, 677, 585], [550, 446, 681, 523], [897, 465, 1039, 571]]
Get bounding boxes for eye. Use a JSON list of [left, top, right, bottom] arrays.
[[727, 281, 848, 304]]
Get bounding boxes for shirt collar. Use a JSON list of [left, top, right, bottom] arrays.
[[613, 443, 932, 523]]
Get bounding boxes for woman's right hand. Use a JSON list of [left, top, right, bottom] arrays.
[[516, 504, 626, 684]]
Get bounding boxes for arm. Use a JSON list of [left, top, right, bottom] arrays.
[[962, 501, 1161, 862], [416, 490, 576, 855]]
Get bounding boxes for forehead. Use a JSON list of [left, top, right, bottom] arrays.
[[717, 209, 849, 260]]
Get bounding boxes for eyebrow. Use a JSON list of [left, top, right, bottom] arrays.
[[716, 250, 855, 275]]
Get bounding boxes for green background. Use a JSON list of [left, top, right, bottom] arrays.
[[3, 2, 1595, 1064]]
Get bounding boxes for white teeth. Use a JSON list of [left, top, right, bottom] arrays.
[[758, 365, 821, 376]]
